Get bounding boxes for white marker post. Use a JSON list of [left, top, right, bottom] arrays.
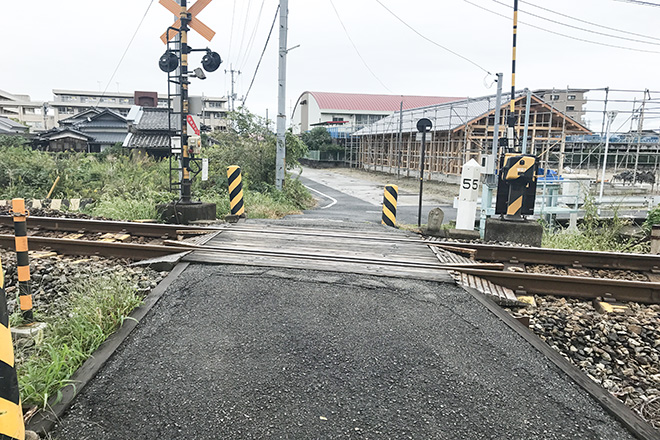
[[456, 159, 482, 230]]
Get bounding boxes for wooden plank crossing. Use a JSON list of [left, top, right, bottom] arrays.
[[184, 223, 455, 282]]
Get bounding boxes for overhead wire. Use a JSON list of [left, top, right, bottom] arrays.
[[374, 0, 492, 75], [614, 0, 660, 6], [238, 0, 267, 71], [463, 0, 660, 54], [242, 5, 280, 106], [227, 0, 237, 62], [235, 0, 254, 64], [329, 0, 393, 93], [490, 0, 660, 46], [523, 0, 660, 42], [95, 0, 154, 107]]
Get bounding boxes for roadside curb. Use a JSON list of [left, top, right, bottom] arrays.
[[460, 284, 658, 440], [26, 261, 190, 435]]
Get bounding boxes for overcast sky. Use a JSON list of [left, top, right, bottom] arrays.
[[4, 0, 660, 130]]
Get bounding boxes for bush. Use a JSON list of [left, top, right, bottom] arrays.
[[644, 205, 660, 234]]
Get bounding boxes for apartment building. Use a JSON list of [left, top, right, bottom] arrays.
[[52, 90, 228, 131], [0, 89, 55, 131]]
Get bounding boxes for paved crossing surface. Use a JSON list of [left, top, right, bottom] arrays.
[[52, 222, 635, 439]]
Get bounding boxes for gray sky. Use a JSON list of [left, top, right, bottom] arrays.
[[4, 0, 660, 130]]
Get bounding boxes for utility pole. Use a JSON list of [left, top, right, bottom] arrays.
[[275, 0, 288, 190], [225, 64, 241, 111], [633, 89, 648, 184], [397, 100, 403, 178]]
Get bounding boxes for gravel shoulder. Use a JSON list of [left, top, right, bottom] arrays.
[[54, 264, 635, 439]]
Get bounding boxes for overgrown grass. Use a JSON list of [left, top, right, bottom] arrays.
[[542, 198, 650, 253], [15, 274, 143, 407]]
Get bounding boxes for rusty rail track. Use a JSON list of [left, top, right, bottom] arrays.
[[429, 241, 660, 273], [0, 215, 203, 239], [449, 267, 660, 304], [0, 235, 192, 260]]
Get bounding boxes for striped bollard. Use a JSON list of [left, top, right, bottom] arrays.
[[0, 257, 25, 440], [11, 198, 33, 323], [381, 185, 398, 227], [227, 166, 245, 217]]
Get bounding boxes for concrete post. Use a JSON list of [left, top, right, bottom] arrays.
[[456, 159, 482, 230]]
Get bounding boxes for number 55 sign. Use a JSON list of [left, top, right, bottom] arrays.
[[456, 158, 482, 230]]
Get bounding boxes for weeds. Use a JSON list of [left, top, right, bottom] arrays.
[[542, 197, 649, 253], [15, 274, 143, 406]]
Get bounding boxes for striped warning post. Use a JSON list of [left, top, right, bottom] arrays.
[[381, 185, 398, 227], [0, 256, 25, 440], [227, 166, 245, 217], [11, 199, 32, 323]]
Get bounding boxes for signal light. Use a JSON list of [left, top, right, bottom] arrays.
[[159, 51, 179, 73], [201, 51, 222, 72]]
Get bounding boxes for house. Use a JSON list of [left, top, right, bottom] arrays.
[[291, 91, 463, 134], [51, 90, 227, 132], [35, 109, 127, 152], [353, 92, 592, 182], [0, 116, 29, 136], [34, 127, 93, 152], [123, 107, 177, 158]]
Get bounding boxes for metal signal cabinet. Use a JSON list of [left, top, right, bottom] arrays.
[[495, 153, 538, 219]]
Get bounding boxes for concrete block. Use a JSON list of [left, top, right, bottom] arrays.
[[593, 299, 629, 314], [484, 218, 543, 247], [446, 229, 480, 240], [427, 208, 445, 234], [11, 321, 47, 339], [157, 202, 217, 225]]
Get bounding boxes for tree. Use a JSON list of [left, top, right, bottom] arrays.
[[301, 127, 333, 151]]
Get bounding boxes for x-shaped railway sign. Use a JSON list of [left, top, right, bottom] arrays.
[[159, 0, 216, 43]]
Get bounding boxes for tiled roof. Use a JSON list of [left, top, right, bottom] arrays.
[[307, 92, 463, 112], [126, 133, 170, 149], [90, 132, 128, 144], [135, 108, 178, 131]]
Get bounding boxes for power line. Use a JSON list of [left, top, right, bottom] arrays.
[[238, 0, 267, 71], [227, 0, 237, 62], [614, 0, 660, 6], [464, 0, 660, 54], [490, 0, 660, 46], [523, 0, 660, 43], [375, 0, 491, 75], [96, 0, 154, 107], [235, 0, 253, 63], [242, 5, 280, 106], [330, 0, 393, 92]]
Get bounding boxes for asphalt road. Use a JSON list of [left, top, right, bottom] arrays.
[[289, 172, 457, 225], [53, 263, 634, 439]]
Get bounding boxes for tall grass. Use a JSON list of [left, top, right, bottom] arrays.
[[16, 274, 143, 406], [542, 198, 649, 253]]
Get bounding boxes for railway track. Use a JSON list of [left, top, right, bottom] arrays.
[[429, 241, 660, 304], [1, 215, 658, 305]]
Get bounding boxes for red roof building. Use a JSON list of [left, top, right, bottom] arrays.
[[291, 91, 462, 133]]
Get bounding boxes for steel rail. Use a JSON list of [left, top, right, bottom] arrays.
[[451, 267, 660, 304], [0, 235, 191, 260], [0, 216, 201, 239], [429, 241, 660, 273]]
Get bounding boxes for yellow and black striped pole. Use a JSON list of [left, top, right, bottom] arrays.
[[0, 256, 25, 440], [510, 0, 518, 116], [381, 185, 398, 227], [227, 166, 245, 217], [11, 199, 32, 323]]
